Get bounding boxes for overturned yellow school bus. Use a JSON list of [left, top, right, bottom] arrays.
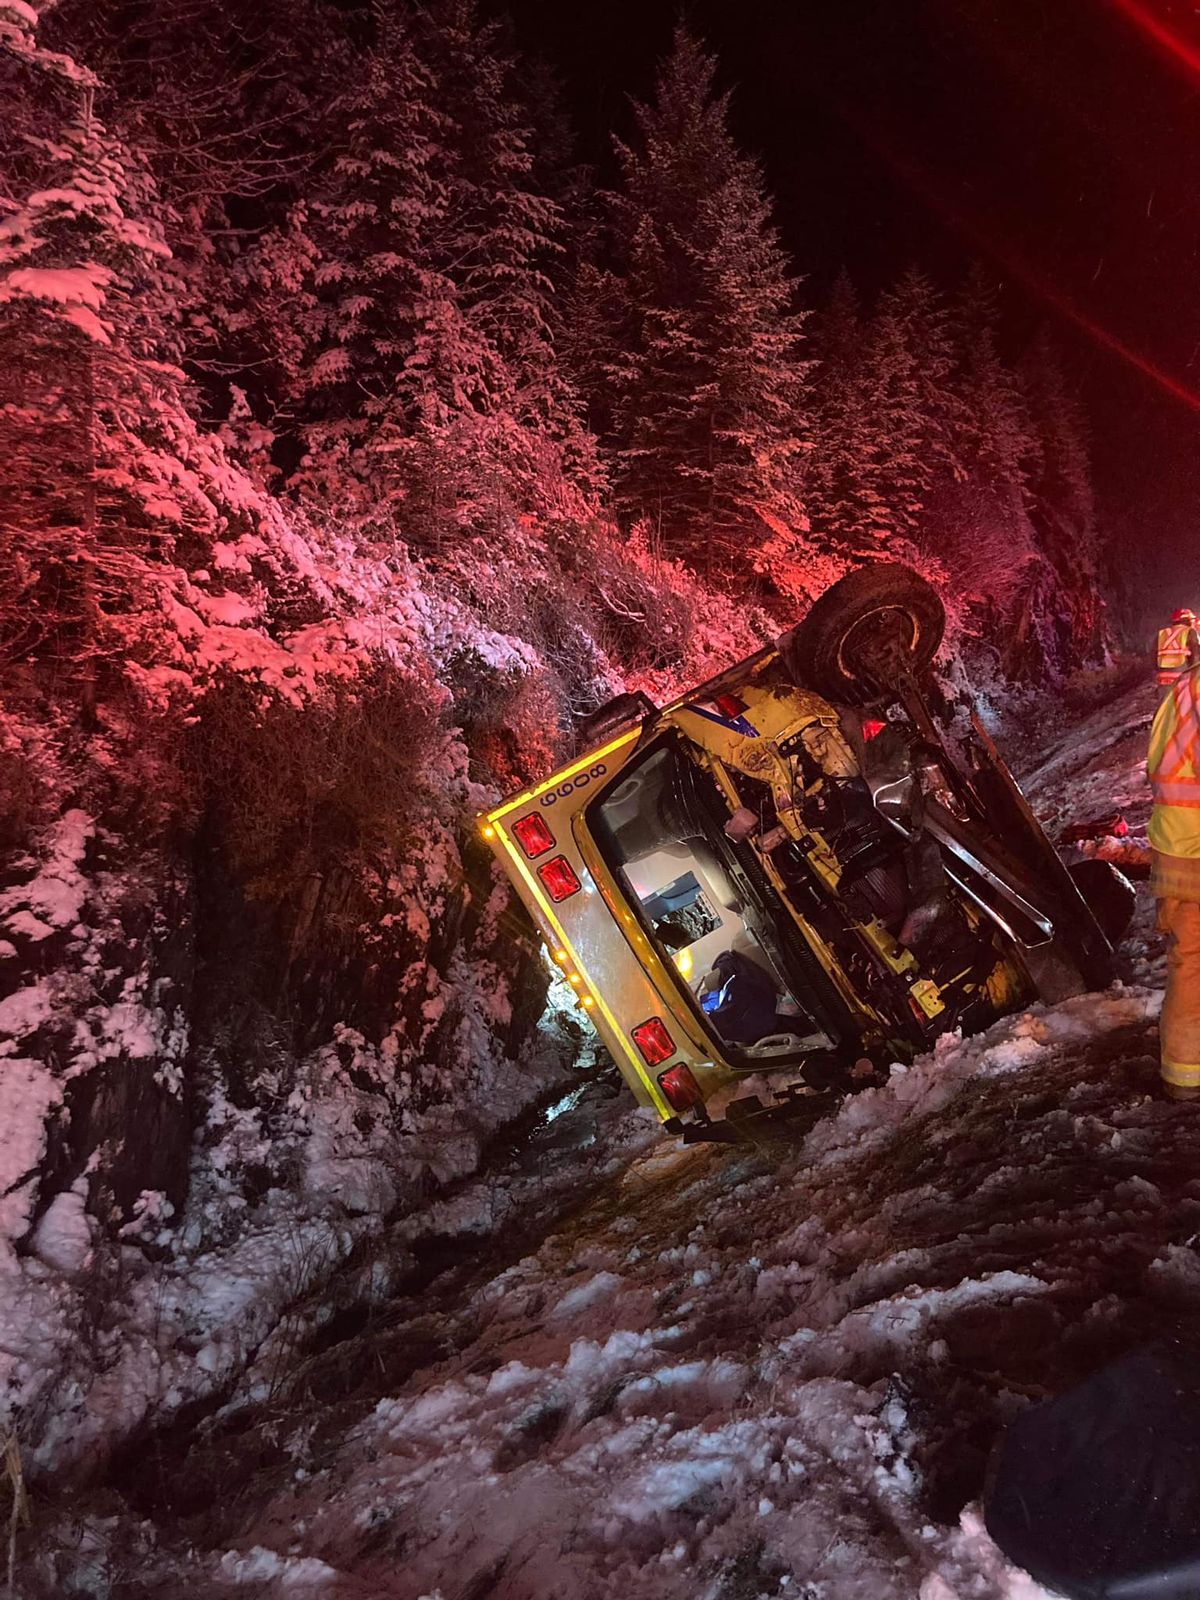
[[480, 565, 1127, 1140]]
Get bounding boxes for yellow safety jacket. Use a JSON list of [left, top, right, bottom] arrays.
[[1157, 623, 1199, 685], [1149, 665, 1200, 899]]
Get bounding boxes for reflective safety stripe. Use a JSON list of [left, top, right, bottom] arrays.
[[1161, 674, 1200, 774], [1152, 778, 1200, 807], [1159, 624, 1191, 673], [1162, 1058, 1200, 1088], [1150, 672, 1200, 785], [1152, 851, 1200, 898], [1149, 667, 1200, 860]]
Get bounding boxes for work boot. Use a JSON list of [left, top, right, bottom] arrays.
[[1163, 1080, 1200, 1102]]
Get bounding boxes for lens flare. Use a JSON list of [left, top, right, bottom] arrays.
[[1111, 0, 1200, 80], [840, 101, 1200, 415]]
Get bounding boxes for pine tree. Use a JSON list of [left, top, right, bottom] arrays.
[[865, 266, 959, 528], [948, 264, 1038, 493], [1020, 328, 1109, 661], [559, 258, 629, 440], [0, 4, 181, 709], [278, 6, 451, 502], [1021, 330, 1095, 549], [42, 0, 352, 431], [936, 268, 1084, 681], [804, 271, 885, 549], [277, 0, 594, 535], [604, 27, 810, 566], [0, 0, 301, 711]]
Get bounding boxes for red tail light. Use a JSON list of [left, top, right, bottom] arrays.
[[537, 856, 582, 902], [513, 813, 554, 858], [659, 1063, 702, 1110], [715, 693, 748, 719], [862, 718, 887, 741], [632, 1016, 674, 1065]]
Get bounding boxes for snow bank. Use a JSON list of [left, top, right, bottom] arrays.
[[87, 956, 1173, 1599]]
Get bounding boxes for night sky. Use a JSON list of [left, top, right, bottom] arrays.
[[505, 0, 1200, 636]]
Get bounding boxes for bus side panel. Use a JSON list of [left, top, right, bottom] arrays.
[[483, 734, 730, 1119]]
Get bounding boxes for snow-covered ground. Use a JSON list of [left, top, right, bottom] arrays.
[[27, 677, 1196, 1600]]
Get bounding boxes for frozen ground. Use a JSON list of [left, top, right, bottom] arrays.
[[25, 676, 1193, 1600]]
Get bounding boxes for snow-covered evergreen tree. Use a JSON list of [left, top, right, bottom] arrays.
[[274, 0, 595, 537], [559, 257, 629, 441], [0, 1, 188, 711], [1020, 328, 1110, 662], [947, 264, 1038, 494], [919, 269, 1096, 682], [804, 271, 885, 550], [41, 0, 349, 440], [866, 267, 960, 527], [1021, 330, 1095, 550], [603, 27, 810, 568]]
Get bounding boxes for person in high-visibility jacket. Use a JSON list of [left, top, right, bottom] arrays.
[[1149, 663, 1200, 1098], [1156, 608, 1200, 688]]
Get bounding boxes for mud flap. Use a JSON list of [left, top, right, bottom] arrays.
[[682, 1119, 743, 1145], [1018, 943, 1089, 1005], [684, 1087, 841, 1143]]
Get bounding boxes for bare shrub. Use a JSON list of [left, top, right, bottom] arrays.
[[441, 645, 564, 792], [556, 520, 701, 676], [188, 657, 450, 903], [0, 732, 46, 857]]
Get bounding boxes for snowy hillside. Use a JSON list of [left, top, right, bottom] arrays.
[[0, 0, 1150, 1593], [15, 677, 1181, 1600], [0, 0, 1121, 1503]]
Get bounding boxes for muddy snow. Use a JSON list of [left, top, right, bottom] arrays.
[[22, 678, 1199, 1600]]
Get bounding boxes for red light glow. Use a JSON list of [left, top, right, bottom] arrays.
[[537, 856, 582, 902], [632, 1016, 675, 1066], [1111, 0, 1200, 80], [834, 94, 1200, 416], [513, 812, 555, 858], [659, 1063, 703, 1111]]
